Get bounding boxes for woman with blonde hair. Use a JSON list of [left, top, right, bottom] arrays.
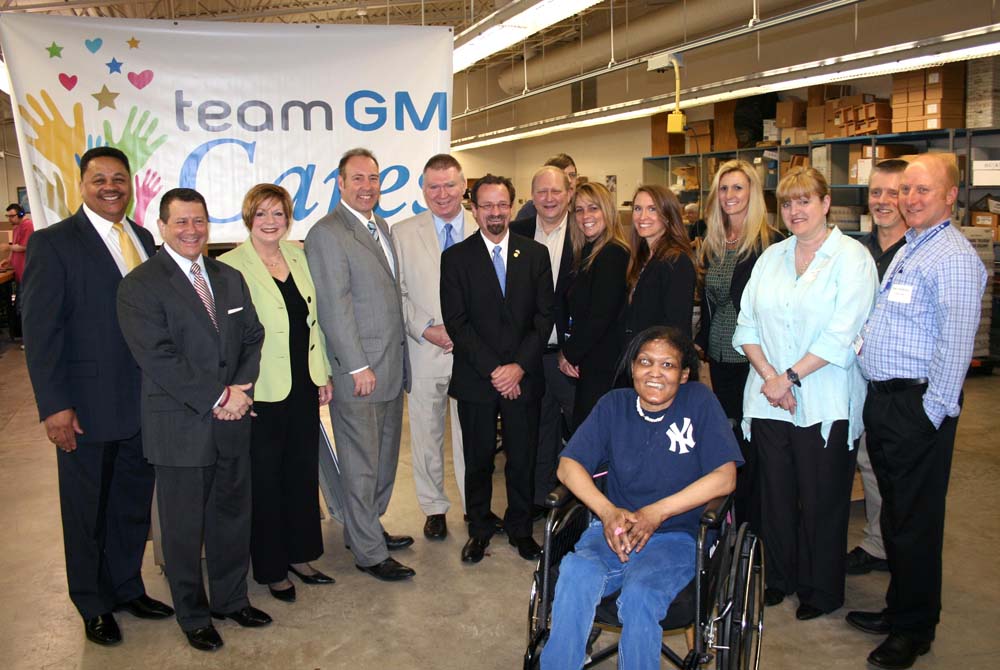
[[558, 182, 630, 428], [621, 184, 696, 348], [696, 159, 781, 532], [734, 167, 876, 620]]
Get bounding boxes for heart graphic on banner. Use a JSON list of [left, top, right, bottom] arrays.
[[58, 73, 78, 90], [85, 38, 103, 53], [127, 69, 153, 89]]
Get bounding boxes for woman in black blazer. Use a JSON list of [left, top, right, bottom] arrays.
[[557, 182, 630, 429], [622, 184, 697, 347], [696, 159, 781, 532]]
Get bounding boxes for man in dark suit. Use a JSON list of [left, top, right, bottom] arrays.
[[22, 147, 174, 647], [441, 174, 554, 564], [305, 148, 415, 582], [510, 166, 576, 512], [117, 188, 268, 652]]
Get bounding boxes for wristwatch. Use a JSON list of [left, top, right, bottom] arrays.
[[785, 368, 801, 387]]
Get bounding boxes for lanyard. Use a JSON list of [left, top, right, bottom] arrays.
[[880, 220, 949, 295]]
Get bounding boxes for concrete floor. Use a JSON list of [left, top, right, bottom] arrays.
[[0, 340, 997, 670]]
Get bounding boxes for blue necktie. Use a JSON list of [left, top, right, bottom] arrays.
[[492, 245, 506, 297], [367, 219, 380, 242], [442, 223, 455, 251]]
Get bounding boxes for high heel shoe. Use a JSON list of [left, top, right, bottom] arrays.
[[288, 564, 335, 585]]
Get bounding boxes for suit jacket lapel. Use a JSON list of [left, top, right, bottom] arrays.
[[473, 236, 506, 304], [72, 209, 125, 283], [240, 241, 283, 306], [125, 218, 156, 258], [205, 259, 230, 344], [340, 205, 393, 279], [417, 214, 441, 260], [158, 250, 220, 340]]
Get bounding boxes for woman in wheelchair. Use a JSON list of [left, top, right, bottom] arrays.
[[540, 326, 744, 670]]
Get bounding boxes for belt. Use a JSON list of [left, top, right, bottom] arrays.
[[868, 377, 929, 393]]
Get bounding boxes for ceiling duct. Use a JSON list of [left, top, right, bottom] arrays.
[[496, 0, 809, 94]]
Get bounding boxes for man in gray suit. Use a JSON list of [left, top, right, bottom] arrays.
[[117, 188, 269, 651], [392, 154, 477, 540], [306, 148, 415, 581]]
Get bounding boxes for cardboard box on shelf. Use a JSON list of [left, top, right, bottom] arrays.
[[651, 112, 686, 155], [924, 100, 964, 117], [714, 100, 738, 151], [863, 102, 892, 119], [807, 84, 852, 106], [762, 119, 779, 141], [925, 62, 966, 87], [892, 73, 908, 91], [863, 145, 916, 159], [811, 145, 832, 183], [856, 158, 874, 185], [807, 106, 825, 134], [671, 165, 700, 191], [854, 119, 892, 135], [892, 119, 908, 133], [892, 105, 907, 120], [906, 102, 924, 119], [891, 91, 909, 106], [923, 115, 964, 130], [972, 161, 1000, 186], [926, 84, 965, 102], [779, 127, 810, 145], [970, 211, 1000, 240], [970, 193, 1000, 214], [776, 99, 807, 127], [908, 86, 925, 102], [906, 118, 926, 132]]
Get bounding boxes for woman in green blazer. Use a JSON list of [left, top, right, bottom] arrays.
[[220, 184, 334, 603]]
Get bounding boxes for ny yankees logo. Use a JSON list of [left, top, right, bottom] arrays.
[[666, 417, 696, 454]]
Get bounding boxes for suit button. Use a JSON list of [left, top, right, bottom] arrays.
[[310, 344, 315, 350], [219, 361, 227, 368], [311, 320, 316, 327], [307, 296, 312, 303]]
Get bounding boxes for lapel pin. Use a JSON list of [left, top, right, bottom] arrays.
[[513, 249, 520, 258]]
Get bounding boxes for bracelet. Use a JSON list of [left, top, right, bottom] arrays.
[[220, 386, 231, 407]]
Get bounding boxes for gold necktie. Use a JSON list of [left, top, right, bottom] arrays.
[[113, 222, 142, 272]]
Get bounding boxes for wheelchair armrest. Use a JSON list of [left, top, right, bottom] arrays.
[[544, 484, 575, 509], [699, 494, 734, 529]]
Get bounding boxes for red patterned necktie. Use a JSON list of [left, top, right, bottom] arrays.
[[190, 261, 218, 330]]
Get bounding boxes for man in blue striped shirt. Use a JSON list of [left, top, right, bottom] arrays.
[[849, 154, 988, 670]]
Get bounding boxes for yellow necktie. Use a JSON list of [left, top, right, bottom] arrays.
[[113, 222, 142, 272]]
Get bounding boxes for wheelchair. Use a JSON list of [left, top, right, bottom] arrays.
[[524, 484, 764, 669]]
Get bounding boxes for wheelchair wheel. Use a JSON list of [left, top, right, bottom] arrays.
[[715, 524, 764, 670], [524, 570, 545, 669]]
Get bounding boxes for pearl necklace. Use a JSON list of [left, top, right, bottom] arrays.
[[635, 396, 665, 423]]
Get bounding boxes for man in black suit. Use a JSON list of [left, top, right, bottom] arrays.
[[22, 147, 174, 646], [117, 188, 268, 652], [441, 174, 554, 564], [510, 166, 576, 512]]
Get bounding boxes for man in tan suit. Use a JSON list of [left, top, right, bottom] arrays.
[[392, 154, 477, 540]]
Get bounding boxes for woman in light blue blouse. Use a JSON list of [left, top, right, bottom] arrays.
[[732, 167, 877, 621]]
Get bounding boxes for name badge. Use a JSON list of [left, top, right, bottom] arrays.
[[887, 284, 913, 304], [853, 333, 864, 355]]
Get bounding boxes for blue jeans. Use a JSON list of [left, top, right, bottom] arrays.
[[540, 520, 695, 670]]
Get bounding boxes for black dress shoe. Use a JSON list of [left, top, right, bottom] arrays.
[[116, 594, 174, 619], [867, 633, 931, 670], [509, 535, 542, 561], [383, 531, 415, 550], [210, 605, 272, 627], [185, 625, 224, 652], [423, 514, 448, 540], [795, 603, 825, 620], [355, 557, 416, 581], [84, 613, 122, 646], [846, 546, 890, 575], [268, 583, 296, 602], [764, 588, 785, 607], [461, 536, 490, 563], [288, 564, 335, 584], [846, 609, 891, 635]]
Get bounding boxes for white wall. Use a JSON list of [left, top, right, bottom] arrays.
[[455, 117, 651, 209]]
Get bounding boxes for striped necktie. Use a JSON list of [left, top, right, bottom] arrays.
[[367, 219, 380, 242], [112, 222, 142, 272], [190, 262, 218, 330]]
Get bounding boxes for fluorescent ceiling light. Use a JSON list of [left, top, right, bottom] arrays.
[[452, 30, 1000, 151], [453, 0, 603, 73]]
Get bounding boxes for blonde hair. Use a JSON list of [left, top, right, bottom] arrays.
[[700, 159, 774, 266], [571, 182, 629, 273], [776, 167, 830, 203]]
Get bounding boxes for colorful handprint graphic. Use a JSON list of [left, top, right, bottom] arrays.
[[104, 106, 167, 172], [131, 168, 162, 227], [19, 89, 84, 212]]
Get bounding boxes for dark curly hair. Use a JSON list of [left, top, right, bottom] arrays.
[[617, 325, 700, 385]]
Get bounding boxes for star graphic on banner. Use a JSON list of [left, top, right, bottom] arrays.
[[106, 57, 123, 74], [126, 36, 140, 49], [46, 41, 63, 58], [92, 84, 119, 110]]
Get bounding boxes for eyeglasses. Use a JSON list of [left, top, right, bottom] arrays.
[[475, 202, 511, 212]]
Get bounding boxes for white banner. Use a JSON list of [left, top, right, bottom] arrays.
[[0, 15, 452, 242]]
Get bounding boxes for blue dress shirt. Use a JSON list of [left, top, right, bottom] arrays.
[[733, 226, 878, 444], [858, 221, 987, 428]]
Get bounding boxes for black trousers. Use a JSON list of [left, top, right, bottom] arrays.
[[55, 432, 154, 619], [535, 352, 576, 505], [754, 418, 856, 612], [571, 365, 617, 432], [708, 359, 758, 534], [155, 453, 251, 631], [459, 394, 540, 540], [864, 384, 958, 641], [249, 384, 323, 584]]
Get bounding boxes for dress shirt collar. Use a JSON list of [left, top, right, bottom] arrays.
[[480, 229, 510, 264], [82, 202, 122, 238], [432, 209, 465, 238], [904, 219, 951, 243], [162, 242, 206, 279], [786, 224, 842, 258], [341, 199, 376, 227], [535, 212, 568, 238]]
